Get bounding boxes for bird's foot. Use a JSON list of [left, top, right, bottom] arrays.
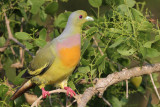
[[41, 88, 50, 99], [64, 87, 76, 98]]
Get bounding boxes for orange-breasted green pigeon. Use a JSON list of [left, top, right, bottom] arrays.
[[11, 10, 94, 100]]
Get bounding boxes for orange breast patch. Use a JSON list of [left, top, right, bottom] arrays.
[[59, 45, 80, 67]]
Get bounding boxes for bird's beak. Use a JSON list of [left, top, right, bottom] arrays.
[[85, 16, 94, 21]]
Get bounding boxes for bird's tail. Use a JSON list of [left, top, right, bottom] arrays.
[[10, 80, 36, 100]]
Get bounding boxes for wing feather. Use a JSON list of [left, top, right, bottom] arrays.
[[22, 42, 55, 78]]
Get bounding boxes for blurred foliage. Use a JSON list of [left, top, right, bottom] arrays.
[[0, 0, 160, 106]]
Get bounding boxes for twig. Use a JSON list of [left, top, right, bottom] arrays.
[[10, 46, 16, 56], [126, 80, 128, 99], [20, 18, 24, 32], [31, 89, 77, 107], [11, 47, 24, 68], [67, 100, 77, 107], [20, 47, 24, 65], [92, 36, 111, 61], [3, 10, 34, 57], [49, 95, 53, 107], [102, 96, 112, 107], [149, 73, 160, 100], [92, 36, 104, 56]]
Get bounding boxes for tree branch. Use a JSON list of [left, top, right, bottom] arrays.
[[77, 63, 160, 107], [149, 73, 160, 100], [102, 96, 112, 107], [3, 10, 34, 57], [125, 80, 128, 99]]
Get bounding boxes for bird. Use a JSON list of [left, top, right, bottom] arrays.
[[11, 10, 94, 100]]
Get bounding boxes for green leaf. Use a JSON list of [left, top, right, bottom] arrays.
[[85, 75, 89, 82], [117, 4, 128, 15], [155, 35, 160, 41], [34, 39, 47, 48], [78, 66, 90, 73], [81, 58, 90, 65], [87, 46, 95, 56], [140, 47, 160, 58], [3, 58, 16, 82], [0, 36, 6, 47], [14, 96, 25, 107], [155, 81, 160, 89], [68, 81, 76, 90], [81, 38, 90, 56], [39, 28, 47, 40], [40, 8, 47, 21], [88, 0, 102, 8], [18, 2, 28, 20], [29, 20, 37, 26], [23, 41, 33, 49], [15, 32, 31, 40], [98, 60, 105, 72], [152, 40, 160, 51], [105, 0, 124, 6], [110, 96, 122, 107], [45, 2, 58, 15], [153, 72, 158, 79], [85, 27, 98, 35], [0, 85, 9, 99], [118, 58, 130, 67], [95, 55, 106, 65], [54, 12, 71, 28], [117, 45, 135, 56], [28, 0, 45, 14], [144, 41, 154, 48], [90, 69, 96, 76], [52, 29, 60, 38], [131, 8, 143, 22], [123, 21, 133, 33], [137, 86, 145, 94], [13, 70, 26, 85], [108, 62, 117, 72], [125, 0, 136, 7], [152, 73, 159, 87], [109, 37, 126, 48], [105, 10, 113, 19], [138, 21, 153, 31]]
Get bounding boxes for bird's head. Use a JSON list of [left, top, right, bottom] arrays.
[[67, 10, 94, 27]]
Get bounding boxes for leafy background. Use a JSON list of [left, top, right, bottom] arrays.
[[0, 0, 160, 106]]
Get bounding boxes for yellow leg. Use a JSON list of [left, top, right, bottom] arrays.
[[55, 78, 76, 97], [55, 78, 68, 89]]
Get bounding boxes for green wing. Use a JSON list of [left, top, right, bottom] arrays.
[[22, 42, 55, 78]]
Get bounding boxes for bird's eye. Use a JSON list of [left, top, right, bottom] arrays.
[[79, 15, 83, 19]]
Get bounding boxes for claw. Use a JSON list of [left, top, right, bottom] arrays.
[[64, 87, 76, 98], [41, 88, 50, 99]]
